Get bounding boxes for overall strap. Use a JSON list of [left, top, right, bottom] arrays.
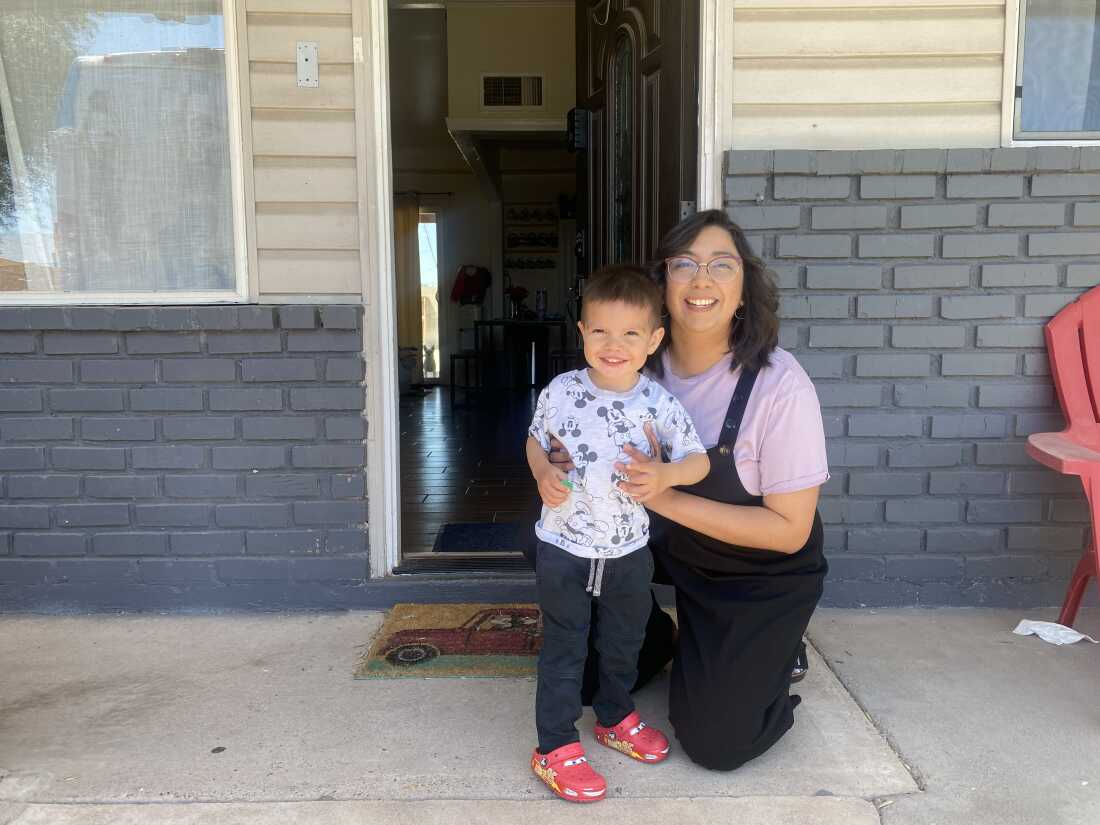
[[717, 366, 759, 457]]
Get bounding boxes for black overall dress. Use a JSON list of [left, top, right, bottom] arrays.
[[655, 365, 827, 771]]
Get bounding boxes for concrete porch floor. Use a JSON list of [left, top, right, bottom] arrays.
[[0, 607, 1097, 824]]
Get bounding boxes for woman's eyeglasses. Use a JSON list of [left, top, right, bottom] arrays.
[[664, 256, 743, 283]]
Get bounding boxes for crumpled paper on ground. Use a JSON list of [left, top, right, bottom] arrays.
[[1013, 619, 1098, 645]]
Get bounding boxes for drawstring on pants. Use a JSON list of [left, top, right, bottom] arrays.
[[585, 558, 606, 598]]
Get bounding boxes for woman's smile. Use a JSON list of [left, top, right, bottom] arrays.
[[684, 295, 719, 311]]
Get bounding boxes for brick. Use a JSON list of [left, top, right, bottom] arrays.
[[135, 504, 210, 527], [779, 296, 849, 318], [125, 333, 201, 354], [242, 417, 318, 440], [930, 415, 1008, 438], [1015, 413, 1064, 437], [333, 473, 366, 498], [847, 414, 923, 437], [847, 527, 923, 554], [91, 532, 168, 556], [1030, 174, 1100, 197], [216, 504, 290, 528], [893, 265, 970, 290], [49, 389, 123, 412], [778, 327, 799, 349], [941, 353, 1016, 376], [325, 358, 365, 382], [65, 308, 116, 330], [1007, 526, 1086, 551], [290, 557, 367, 582], [772, 266, 799, 290], [8, 475, 80, 498], [286, 331, 363, 353], [0, 560, 55, 584], [322, 306, 359, 331], [818, 499, 882, 524], [1023, 354, 1050, 376], [81, 418, 155, 441], [975, 325, 1045, 348], [724, 176, 767, 201], [51, 447, 124, 471], [987, 203, 1066, 227], [856, 354, 929, 377], [892, 326, 965, 348], [327, 529, 367, 553], [80, 360, 156, 383], [894, 382, 971, 407], [85, 476, 158, 499], [0, 505, 49, 528], [946, 175, 1023, 198], [130, 389, 204, 412], [241, 359, 318, 382], [795, 354, 846, 378], [1023, 293, 1075, 318], [886, 556, 964, 581], [728, 206, 801, 229], [967, 499, 1043, 523], [805, 265, 882, 290], [773, 151, 815, 173], [209, 388, 283, 411], [326, 417, 366, 440], [946, 149, 990, 173], [859, 175, 935, 199], [162, 417, 236, 440], [14, 533, 86, 557], [827, 556, 885, 580], [776, 236, 851, 259], [55, 504, 129, 527], [885, 499, 960, 523], [816, 384, 882, 407], [239, 307, 277, 330], [294, 501, 366, 525], [929, 471, 1004, 495], [290, 388, 367, 413], [170, 531, 245, 555], [212, 446, 286, 470], [1067, 264, 1100, 287], [150, 308, 195, 332], [888, 445, 962, 467], [132, 446, 206, 469], [975, 442, 1031, 465], [245, 475, 320, 498], [942, 234, 1018, 258], [0, 447, 45, 470], [856, 150, 903, 174], [989, 148, 1031, 172], [941, 295, 1016, 319], [981, 264, 1058, 288], [926, 528, 1003, 554], [2, 417, 73, 441], [808, 326, 883, 348], [900, 204, 978, 229], [856, 296, 933, 318], [43, 333, 118, 355], [193, 307, 239, 330], [0, 360, 73, 383], [848, 472, 923, 496], [1082, 147, 1100, 170], [0, 389, 42, 411], [826, 443, 879, 467], [977, 384, 1053, 408], [215, 558, 290, 582], [138, 560, 216, 585], [162, 359, 237, 382], [246, 530, 326, 555], [164, 475, 239, 499], [1008, 471, 1080, 494], [1051, 498, 1089, 522], [811, 206, 886, 230], [1029, 232, 1100, 257], [965, 556, 1046, 579], [292, 445, 367, 469], [901, 149, 947, 174], [1074, 202, 1100, 226], [278, 306, 318, 329], [745, 234, 767, 255], [726, 150, 773, 174], [206, 332, 282, 354], [858, 234, 934, 258], [822, 415, 845, 437], [1035, 146, 1077, 171]]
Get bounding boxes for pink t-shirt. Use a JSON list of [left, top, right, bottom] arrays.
[[647, 348, 829, 497]]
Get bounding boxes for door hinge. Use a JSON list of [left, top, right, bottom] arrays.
[[680, 201, 696, 220]]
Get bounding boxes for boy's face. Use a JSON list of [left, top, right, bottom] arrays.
[[578, 299, 665, 383]]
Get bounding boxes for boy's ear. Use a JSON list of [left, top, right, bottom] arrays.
[[577, 319, 586, 338], [647, 324, 666, 354]]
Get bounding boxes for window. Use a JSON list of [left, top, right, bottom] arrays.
[[610, 33, 634, 264], [418, 212, 439, 381], [0, 1, 244, 301], [1014, 0, 1100, 139]]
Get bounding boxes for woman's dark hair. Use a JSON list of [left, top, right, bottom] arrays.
[[647, 208, 779, 375]]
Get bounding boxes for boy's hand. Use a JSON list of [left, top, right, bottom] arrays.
[[535, 463, 570, 508], [615, 423, 670, 503], [547, 435, 575, 471]]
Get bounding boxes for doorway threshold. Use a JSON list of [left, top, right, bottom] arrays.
[[393, 553, 532, 576]]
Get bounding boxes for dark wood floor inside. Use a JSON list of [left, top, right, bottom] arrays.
[[400, 386, 539, 557]]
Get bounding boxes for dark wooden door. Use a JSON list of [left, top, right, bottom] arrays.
[[576, 0, 699, 274]]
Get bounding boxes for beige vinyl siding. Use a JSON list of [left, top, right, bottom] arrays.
[[245, 1, 361, 298], [732, 0, 1007, 149]]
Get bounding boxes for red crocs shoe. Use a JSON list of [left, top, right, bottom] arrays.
[[594, 711, 670, 763], [530, 742, 607, 803]]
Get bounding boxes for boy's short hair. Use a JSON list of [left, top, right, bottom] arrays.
[[581, 265, 663, 327]]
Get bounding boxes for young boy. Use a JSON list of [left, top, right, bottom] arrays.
[[525, 265, 710, 803]]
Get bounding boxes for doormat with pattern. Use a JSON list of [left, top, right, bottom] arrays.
[[355, 602, 541, 679], [432, 522, 526, 554]]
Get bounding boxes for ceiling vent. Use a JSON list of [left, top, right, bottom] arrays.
[[482, 74, 543, 108]]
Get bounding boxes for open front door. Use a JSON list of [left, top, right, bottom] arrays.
[[576, 0, 700, 274]]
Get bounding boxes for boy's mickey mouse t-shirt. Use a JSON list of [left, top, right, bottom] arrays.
[[529, 369, 706, 559]]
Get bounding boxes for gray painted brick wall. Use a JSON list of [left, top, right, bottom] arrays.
[[727, 147, 1100, 608], [0, 305, 368, 609]]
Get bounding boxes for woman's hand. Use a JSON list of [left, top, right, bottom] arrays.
[[547, 435, 575, 472], [615, 423, 669, 503]]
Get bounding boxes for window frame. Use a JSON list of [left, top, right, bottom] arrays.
[[0, 0, 251, 306], [1003, 0, 1100, 146]]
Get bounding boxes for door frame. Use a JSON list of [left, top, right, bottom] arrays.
[[357, 0, 730, 576]]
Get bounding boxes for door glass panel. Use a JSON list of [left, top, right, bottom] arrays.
[[610, 33, 633, 264]]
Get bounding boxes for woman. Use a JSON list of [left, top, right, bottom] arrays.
[[547, 208, 828, 771]]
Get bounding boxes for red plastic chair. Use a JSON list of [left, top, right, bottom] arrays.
[[1026, 285, 1100, 627]]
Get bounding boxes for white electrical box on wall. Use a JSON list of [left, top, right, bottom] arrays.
[[297, 41, 318, 88]]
